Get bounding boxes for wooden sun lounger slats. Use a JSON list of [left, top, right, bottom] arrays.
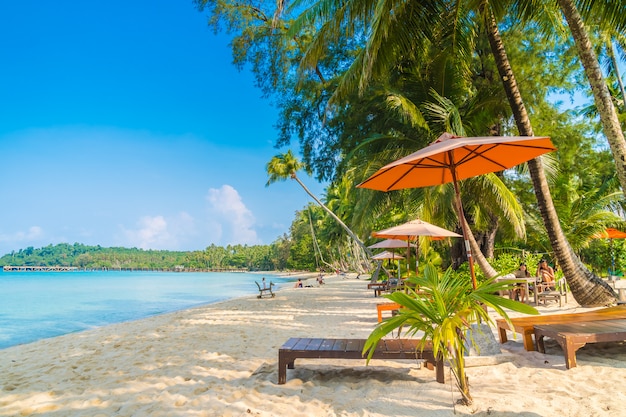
[[382, 338, 402, 352], [331, 339, 348, 351], [278, 337, 444, 385], [534, 318, 626, 368], [345, 339, 364, 351], [320, 339, 335, 350], [294, 338, 324, 350], [496, 305, 626, 351]]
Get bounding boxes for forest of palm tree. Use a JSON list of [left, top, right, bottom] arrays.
[[192, 0, 626, 306], [4, 3, 626, 308]]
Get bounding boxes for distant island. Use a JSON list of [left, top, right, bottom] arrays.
[[0, 242, 285, 272]]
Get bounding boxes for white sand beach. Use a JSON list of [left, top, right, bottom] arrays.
[[1, 273, 625, 416]]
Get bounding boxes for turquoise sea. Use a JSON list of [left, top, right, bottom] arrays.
[[0, 271, 291, 350]]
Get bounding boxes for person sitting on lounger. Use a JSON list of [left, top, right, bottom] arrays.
[[536, 259, 555, 290]]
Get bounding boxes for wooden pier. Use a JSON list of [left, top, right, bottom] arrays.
[[3, 266, 78, 272]]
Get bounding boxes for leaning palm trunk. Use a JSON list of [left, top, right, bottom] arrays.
[[463, 214, 499, 278], [348, 238, 369, 273], [292, 174, 373, 258], [557, 0, 626, 196], [481, 1, 616, 306], [607, 41, 626, 110]]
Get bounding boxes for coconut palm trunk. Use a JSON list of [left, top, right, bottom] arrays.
[[266, 151, 372, 259], [557, 0, 626, 193], [463, 215, 499, 278], [452, 331, 471, 405], [606, 40, 626, 109], [291, 174, 372, 257], [481, 1, 616, 306]]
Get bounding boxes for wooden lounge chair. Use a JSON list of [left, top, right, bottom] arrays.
[[496, 305, 626, 351], [255, 281, 275, 298], [367, 264, 401, 297], [534, 318, 626, 368], [278, 337, 444, 384], [380, 278, 406, 295]]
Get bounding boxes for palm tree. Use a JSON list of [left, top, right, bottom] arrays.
[[526, 177, 625, 254], [285, 0, 615, 304], [478, 1, 616, 305], [266, 150, 372, 257], [364, 263, 537, 405], [556, 0, 626, 197], [597, 30, 626, 111]]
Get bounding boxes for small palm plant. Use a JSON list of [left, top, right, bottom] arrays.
[[363, 263, 538, 405]]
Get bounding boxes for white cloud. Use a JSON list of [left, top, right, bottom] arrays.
[[121, 216, 169, 249], [120, 212, 196, 250], [0, 226, 44, 243], [206, 185, 260, 245], [0, 226, 45, 255]]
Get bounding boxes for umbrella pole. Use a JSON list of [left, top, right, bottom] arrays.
[[451, 169, 478, 289], [407, 240, 412, 275], [415, 238, 419, 275], [393, 253, 400, 279]]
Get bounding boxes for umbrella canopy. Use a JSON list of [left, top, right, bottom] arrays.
[[359, 133, 556, 191], [371, 251, 405, 260], [371, 250, 404, 279], [593, 228, 626, 239], [372, 219, 461, 272], [359, 132, 556, 288], [373, 219, 462, 240], [368, 239, 417, 249]]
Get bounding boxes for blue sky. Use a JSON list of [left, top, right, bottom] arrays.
[[0, 1, 325, 255]]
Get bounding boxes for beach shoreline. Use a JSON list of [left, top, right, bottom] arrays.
[[1, 274, 625, 416]]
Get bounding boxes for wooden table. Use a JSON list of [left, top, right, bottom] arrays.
[[496, 277, 537, 304], [534, 319, 626, 368]]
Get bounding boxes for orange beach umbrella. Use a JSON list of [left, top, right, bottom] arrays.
[[373, 219, 461, 273], [359, 133, 556, 288], [373, 219, 461, 240], [371, 251, 405, 279], [371, 251, 405, 260], [368, 239, 417, 249]]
